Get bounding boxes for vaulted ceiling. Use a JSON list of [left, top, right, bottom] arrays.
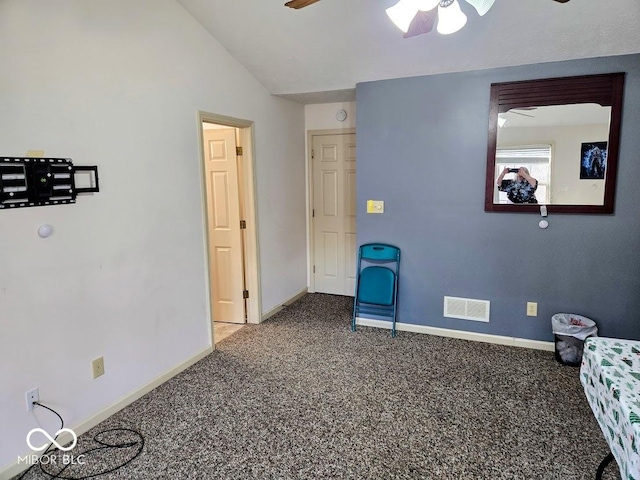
[[177, 0, 640, 103]]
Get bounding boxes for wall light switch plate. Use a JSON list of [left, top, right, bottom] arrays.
[[367, 200, 384, 214], [526, 302, 538, 317], [92, 356, 105, 379]]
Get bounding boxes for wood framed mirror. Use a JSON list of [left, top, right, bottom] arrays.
[[484, 73, 625, 214]]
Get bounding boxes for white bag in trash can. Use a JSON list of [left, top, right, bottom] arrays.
[[552, 313, 598, 365]]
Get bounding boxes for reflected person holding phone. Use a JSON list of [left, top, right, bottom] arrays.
[[496, 167, 538, 204]]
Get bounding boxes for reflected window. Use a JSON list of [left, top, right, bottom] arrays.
[[495, 145, 551, 204]]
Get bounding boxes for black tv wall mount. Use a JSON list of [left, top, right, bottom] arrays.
[[1, 157, 99, 210]]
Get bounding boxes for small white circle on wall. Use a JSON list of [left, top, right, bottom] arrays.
[[539, 220, 549, 229], [38, 224, 54, 238], [335, 109, 347, 122]]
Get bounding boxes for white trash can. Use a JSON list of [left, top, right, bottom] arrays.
[[551, 313, 598, 366]]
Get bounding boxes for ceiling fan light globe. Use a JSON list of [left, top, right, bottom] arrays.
[[437, 0, 467, 34], [415, 0, 440, 11], [386, 0, 420, 33], [464, 0, 495, 16]]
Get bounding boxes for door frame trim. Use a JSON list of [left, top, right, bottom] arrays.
[[197, 111, 262, 345], [307, 128, 356, 294]]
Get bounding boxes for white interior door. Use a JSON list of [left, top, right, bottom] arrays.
[[203, 127, 245, 323], [312, 133, 357, 296]]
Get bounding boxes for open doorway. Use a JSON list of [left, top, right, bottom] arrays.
[[198, 112, 261, 347]]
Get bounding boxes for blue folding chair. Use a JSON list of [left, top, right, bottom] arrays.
[[351, 243, 401, 337]]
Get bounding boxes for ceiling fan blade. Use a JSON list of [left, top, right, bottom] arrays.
[[403, 10, 437, 38], [285, 0, 322, 8], [511, 111, 535, 118], [552, 0, 570, 3]]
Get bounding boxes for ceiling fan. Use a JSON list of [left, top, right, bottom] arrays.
[[285, 0, 571, 38], [285, 0, 570, 10], [498, 107, 537, 127], [510, 108, 536, 118], [284, 0, 321, 8]]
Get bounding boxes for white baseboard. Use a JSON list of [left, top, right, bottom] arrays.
[[355, 317, 555, 352], [0, 346, 213, 480], [261, 288, 308, 322]]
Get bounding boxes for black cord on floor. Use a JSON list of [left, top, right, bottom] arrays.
[[19, 401, 144, 479]]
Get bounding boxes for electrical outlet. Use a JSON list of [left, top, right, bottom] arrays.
[[527, 302, 538, 317], [25, 388, 39, 412], [91, 356, 105, 379]]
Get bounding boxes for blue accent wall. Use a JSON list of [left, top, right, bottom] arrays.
[[356, 54, 640, 341]]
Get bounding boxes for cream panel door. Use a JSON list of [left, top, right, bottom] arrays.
[[313, 133, 356, 296], [203, 128, 245, 324]]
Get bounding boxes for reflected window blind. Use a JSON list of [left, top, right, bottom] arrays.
[[495, 145, 552, 204], [496, 145, 551, 164]]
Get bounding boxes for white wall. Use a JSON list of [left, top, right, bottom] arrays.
[[498, 124, 609, 204], [0, 0, 306, 471], [305, 102, 356, 131], [304, 102, 356, 287]]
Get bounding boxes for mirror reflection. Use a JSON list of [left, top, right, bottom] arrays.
[[493, 104, 612, 206]]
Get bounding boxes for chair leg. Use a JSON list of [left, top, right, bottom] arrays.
[[596, 452, 614, 479], [351, 301, 356, 331], [351, 305, 358, 332], [391, 319, 396, 338]]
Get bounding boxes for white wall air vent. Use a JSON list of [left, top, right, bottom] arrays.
[[444, 296, 490, 322]]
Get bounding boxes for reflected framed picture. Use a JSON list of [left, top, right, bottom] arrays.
[[580, 142, 607, 180]]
